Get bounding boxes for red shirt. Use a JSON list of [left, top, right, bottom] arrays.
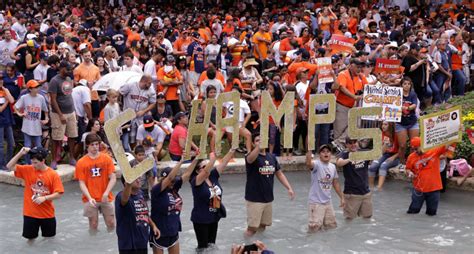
[[169, 124, 187, 156]]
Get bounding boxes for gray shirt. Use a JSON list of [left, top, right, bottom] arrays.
[[15, 94, 48, 136], [119, 81, 156, 124], [308, 159, 338, 204], [48, 74, 75, 114]]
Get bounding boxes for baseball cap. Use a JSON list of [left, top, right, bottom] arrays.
[[39, 52, 49, 60], [26, 34, 37, 40], [160, 167, 173, 178], [174, 111, 187, 120], [355, 50, 369, 57], [26, 39, 39, 48], [26, 80, 41, 89], [318, 144, 332, 153], [410, 42, 420, 51], [166, 55, 176, 63], [157, 92, 165, 98], [58, 42, 68, 49], [28, 147, 49, 159], [78, 79, 88, 86], [71, 37, 80, 43], [331, 54, 341, 62], [143, 115, 155, 128], [191, 31, 200, 38], [59, 61, 71, 69], [345, 136, 358, 144], [410, 137, 421, 148]]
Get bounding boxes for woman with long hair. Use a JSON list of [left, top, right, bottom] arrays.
[[368, 121, 399, 190], [264, 80, 284, 155], [189, 149, 235, 252], [149, 158, 197, 254], [395, 77, 420, 172]]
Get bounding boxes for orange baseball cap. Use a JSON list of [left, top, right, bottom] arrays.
[[27, 80, 41, 89], [410, 137, 421, 148]]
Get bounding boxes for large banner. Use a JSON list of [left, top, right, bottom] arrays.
[[420, 106, 463, 152], [374, 59, 402, 74], [327, 34, 355, 54], [361, 84, 403, 122], [316, 57, 333, 83]]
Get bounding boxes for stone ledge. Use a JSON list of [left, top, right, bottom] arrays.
[[1, 156, 473, 192]]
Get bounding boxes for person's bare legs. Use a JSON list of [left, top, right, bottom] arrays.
[[152, 247, 164, 254], [67, 138, 77, 163], [240, 127, 252, 154], [396, 130, 408, 165], [377, 176, 386, 190], [368, 176, 375, 190], [168, 243, 180, 254], [104, 213, 115, 232], [88, 214, 99, 233]]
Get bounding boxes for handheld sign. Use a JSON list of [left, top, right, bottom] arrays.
[[374, 59, 402, 74], [307, 94, 336, 151], [316, 57, 334, 84], [327, 34, 355, 54], [260, 91, 295, 149], [184, 99, 214, 160], [215, 91, 241, 156], [348, 107, 383, 161], [419, 106, 462, 152], [104, 109, 154, 183], [362, 84, 403, 122]]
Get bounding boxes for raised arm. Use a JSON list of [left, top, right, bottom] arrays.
[[246, 140, 260, 164], [275, 170, 295, 200], [216, 149, 236, 174], [6, 147, 30, 171], [195, 153, 217, 186], [181, 157, 200, 182], [160, 159, 184, 192]]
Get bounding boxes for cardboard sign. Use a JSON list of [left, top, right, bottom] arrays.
[[374, 58, 402, 74], [316, 57, 334, 84], [184, 99, 214, 160], [420, 106, 463, 152], [361, 84, 403, 122], [348, 107, 383, 161], [327, 34, 355, 54], [104, 109, 154, 183], [260, 91, 295, 149]]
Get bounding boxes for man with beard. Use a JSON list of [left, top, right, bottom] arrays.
[[48, 61, 78, 169]]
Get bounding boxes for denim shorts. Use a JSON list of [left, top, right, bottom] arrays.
[[395, 122, 419, 133]]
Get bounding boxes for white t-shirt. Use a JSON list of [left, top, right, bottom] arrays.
[[144, 59, 158, 82], [223, 99, 251, 124], [120, 64, 143, 74], [0, 39, 19, 66], [33, 64, 49, 81], [11, 22, 27, 41], [295, 81, 309, 106], [72, 85, 92, 118], [205, 44, 221, 63]]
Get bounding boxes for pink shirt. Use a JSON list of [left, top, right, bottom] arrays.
[[169, 125, 187, 156]]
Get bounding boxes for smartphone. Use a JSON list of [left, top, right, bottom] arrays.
[[243, 243, 258, 253]]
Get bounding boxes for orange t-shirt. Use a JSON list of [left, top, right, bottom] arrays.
[[287, 61, 318, 85], [336, 70, 368, 108], [406, 146, 447, 193], [15, 165, 64, 218], [348, 18, 358, 34], [279, 38, 293, 53], [173, 37, 192, 54], [127, 31, 141, 45], [225, 78, 244, 92], [451, 45, 462, 71], [73, 63, 101, 101], [197, 70, 226, 87], [157, 66, 183, 101], [252, 31, 272, 60], [222, 24, 235, 35], [75, 153, 115, 203]]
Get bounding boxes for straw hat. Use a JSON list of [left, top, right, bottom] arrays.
[[243, 58, 259, 68]]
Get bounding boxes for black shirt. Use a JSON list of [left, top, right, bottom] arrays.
[[341, 151, 370, 195], [245, 153, 281, 203]]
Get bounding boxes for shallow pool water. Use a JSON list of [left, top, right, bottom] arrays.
[[1, 172, 473, 253]]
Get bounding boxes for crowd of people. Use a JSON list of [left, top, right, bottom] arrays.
[[2, 0, 474, 253]]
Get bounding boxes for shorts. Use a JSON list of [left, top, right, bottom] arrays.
[[83, 201, 115, 218], [395, 122, 419, 133], [308, 203, 337, 230], [246, 201, 272, 229], [118, 249, 148, 254], [150, 233, 179, 250], [51, 112, 78, 140], [343, 192, 373, 219], [22, 216, 56, 239]]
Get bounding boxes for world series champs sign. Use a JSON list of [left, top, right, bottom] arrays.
[[105, 92, 383, 183]]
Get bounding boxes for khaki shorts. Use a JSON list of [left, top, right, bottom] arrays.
[[246, 201, 272, 229], [83, 201, 115, 218], [51, 112, 78, 140], [308, 202, 337, 230], [343, 192, 373, 219]]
